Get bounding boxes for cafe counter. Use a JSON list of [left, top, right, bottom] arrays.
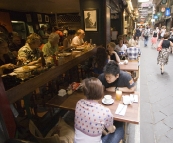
[[4, 46, 97, 104]]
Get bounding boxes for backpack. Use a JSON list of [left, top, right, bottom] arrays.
[[153, 32, 157, 37], [143, 30, 149, 37]]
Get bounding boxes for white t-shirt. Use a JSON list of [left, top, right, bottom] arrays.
[[115, 44, 127, 53], [161, 29, 166, 37], [71, 36, 84, 46]]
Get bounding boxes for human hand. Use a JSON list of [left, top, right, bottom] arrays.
[[2, 64, 16, 70]]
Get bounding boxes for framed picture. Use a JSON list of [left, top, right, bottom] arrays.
[[27, 25, 34, 33], [37, 14, 42, 22], [84, 9, 97, 31], [26, 14, 32, 22], [45, 15, 49, 22]]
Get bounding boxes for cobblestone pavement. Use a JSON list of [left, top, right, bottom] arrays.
[[140, 38, 173, 143]]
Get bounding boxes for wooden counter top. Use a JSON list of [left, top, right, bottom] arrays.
[[6, 47, 97, 104]]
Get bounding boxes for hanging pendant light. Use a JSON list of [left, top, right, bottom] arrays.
[[165, 8, 171, 16]]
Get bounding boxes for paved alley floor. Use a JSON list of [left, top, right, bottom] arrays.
[[140, 38, 173, 143]]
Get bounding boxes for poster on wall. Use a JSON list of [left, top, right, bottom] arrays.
[[28, 25, 34, 33], [26, 14, 32, 22], [45, 15, 49, 22], [37, 14, 42, 22], [84, 9, 97, 31]]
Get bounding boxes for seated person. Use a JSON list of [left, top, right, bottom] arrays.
[[107, 42, 120, 63], [71, 29, 87, 48], [18, 33, 41, 66], [74, 77, 124, 143], [38, 25, 49, 44], [0, 37, 16, 74], [125, 42, 141, 60], [98, 61, 136, 92], [91, 47, 108, 75], [115, 39, 127, 60], [42, 33, 59, 56], [63, 30, 75, 50], [8, 32, 23, 58]]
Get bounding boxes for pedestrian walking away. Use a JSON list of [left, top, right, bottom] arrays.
[[151, 27, 158, 48], [157, 32, 173, 74], [143, 27, 150, 47]]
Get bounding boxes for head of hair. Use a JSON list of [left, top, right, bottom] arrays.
[[107, 42, 116, 49], [103, 60, 120, 76], [26, 33, 40, 44], [76, 29, 84, 36], [163, 32, 170, 39], [95, 47, 108, 70], [128, 39, 136, 47], [48, 33, 59, 42], [82, 77, 103, 100], [41, 25, 47, 30]]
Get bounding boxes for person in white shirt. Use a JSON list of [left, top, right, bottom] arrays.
[[115, 39, 127, 60], [160, 26, 166, 39], [71, 29, 87, 48]]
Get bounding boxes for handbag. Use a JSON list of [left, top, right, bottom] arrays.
[[157, 40, 163, 51], [157, 46, 162, 51]]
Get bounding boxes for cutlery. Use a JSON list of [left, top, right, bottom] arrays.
[[118, 104, 125, 114]]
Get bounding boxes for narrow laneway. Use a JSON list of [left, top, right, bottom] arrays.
[[140, 37, 173, 143]]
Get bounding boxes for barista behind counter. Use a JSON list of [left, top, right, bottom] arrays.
[[71, 29, 88, 48]]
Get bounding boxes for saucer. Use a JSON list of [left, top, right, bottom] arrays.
[[102, 98, 114, 105], [58, 93, 66, 97]]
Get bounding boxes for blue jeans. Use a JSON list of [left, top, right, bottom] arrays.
[[102, 121, 124, 143], [144, 37, 148, 46]]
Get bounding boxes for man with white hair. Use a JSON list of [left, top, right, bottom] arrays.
[[42, 33, 59, 56], [71, 29, 87, 47]]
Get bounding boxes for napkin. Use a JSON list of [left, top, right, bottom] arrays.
[[119, 62, 124, 65], [115, 104, 127, 116], [130, 94, 138, 103]]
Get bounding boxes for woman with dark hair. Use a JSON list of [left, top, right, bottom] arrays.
[[157, 32, 173, 74], [91, 47, 109, 75], [74, 77, 124, 143]]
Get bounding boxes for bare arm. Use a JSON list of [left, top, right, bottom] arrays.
[[170, 41, 173, 47], [106, 85, 136, 93], [114, 52, 120, 63]]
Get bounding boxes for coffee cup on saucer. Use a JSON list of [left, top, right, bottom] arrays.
[[124, 60, 128, 65], [58, 89, 66, 96], [104, 95, 112, 104]]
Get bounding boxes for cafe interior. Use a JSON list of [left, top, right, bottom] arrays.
[[0, 0, 141, 143]]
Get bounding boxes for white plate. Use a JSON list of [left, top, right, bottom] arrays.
[[76, 47, 85, 50], [58, 53, 71, 57], [72, 51, 81, 53], [28, 66, 37, 70], [14, 67, 31, 72], [58, 93, 66, 97], [102, 98, 114, 105]]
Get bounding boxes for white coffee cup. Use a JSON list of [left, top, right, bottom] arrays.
[[58, 89, 66, 96], [122, 96, 133, 105], [124, 60, 128, 65], [104, 95, 112, 103]]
